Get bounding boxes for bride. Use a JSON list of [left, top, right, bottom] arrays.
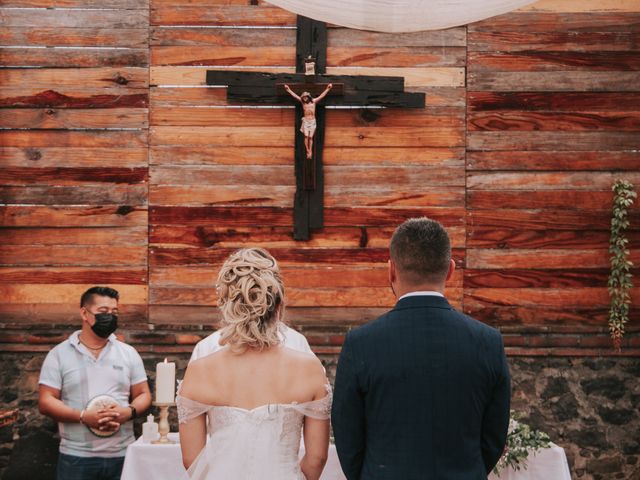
[[177, 248, 332, 480]]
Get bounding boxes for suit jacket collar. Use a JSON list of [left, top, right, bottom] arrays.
[[393, 294, 452, 311]]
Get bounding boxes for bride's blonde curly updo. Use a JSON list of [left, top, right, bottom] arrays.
[[216, 248, 284, 353]]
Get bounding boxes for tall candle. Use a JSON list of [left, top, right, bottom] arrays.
[[155, 358, 176, 404]]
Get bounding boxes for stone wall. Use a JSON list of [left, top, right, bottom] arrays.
[[1, 352, 638, 480]]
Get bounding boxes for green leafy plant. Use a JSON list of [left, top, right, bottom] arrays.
[[609, 180, 636, 350], [493, 412, 551, 476]]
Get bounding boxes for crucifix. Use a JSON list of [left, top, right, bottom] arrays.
[[207, 17, 425, 240]]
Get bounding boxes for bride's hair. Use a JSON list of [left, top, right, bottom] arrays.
[[216, 248, 284, 353]]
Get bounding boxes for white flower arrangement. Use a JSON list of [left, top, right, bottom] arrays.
[[493, 412, 551, 476]]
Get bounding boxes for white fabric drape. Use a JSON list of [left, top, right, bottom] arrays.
[[265, 0, 536, 32]]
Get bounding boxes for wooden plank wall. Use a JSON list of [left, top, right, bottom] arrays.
[[147, 0, 467, 355], [0, 0, 149, 337], [1, 0, 639, 356], [466, 0, 640, 354]]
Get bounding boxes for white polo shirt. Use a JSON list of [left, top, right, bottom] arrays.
[[190, 323, 313, 362], [39, 330, 147, 458]]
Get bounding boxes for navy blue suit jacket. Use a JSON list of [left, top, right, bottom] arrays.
[[331, 295, 510, 480]]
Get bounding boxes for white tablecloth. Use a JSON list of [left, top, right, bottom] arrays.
[[121, 433, 345, 480], [488, 444, 571, 480], [121, 433, 570, 480]]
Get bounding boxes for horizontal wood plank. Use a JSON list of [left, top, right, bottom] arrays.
[[0, 303, 147, 325], [150, 5, 296, 26], [150, 165, 463, 187], [150, 66, 465, 87], [150, 106, 463, 128], [150, 185, 293, 207], [0, 130, 147, 148], [1, 27, 147, 48], [151, 46, 294, 67], [326, 47, 466, 67], [0, 167, 147, 185], [0, 147, 148, 167], [466, 151, 640, 171], [467, 172, 640, 190], [468, 71, 640, 91], [465, 304, 631, 327], [1, 227, 148, 245], [0, 48, 148, 68], [468, 92, 640, 112], [0, 68, 148, 89], [0, 185, 148, 205], [150, 185, 464, 208], [466, 287, 639, 308], [469, 12, 640, 31], [149, 265, 463, 289], [517, 0, 640, 13], [150, 126, 464, 147], [468, 209, 640, 231], [150, 145, 464, 166], [469, 30, 640, 52], [0, 8, 147, 27], [0, 284, 147, 304], [149, 286, 398, 307], [3, 0, 148, 6], [467, 190, 614, 210], [468, 51, 640, 72], [467, 132, 640, 151], [467, 228, 640, 249], [328, 28, 466, 47], [1, 206, 147, 227], [1, 88, 148, 109], [464, 268, 612, 288], [0, 246, 147, 266], [149, 225, 467, 249], [150, 206, 465, 227], [147, 305, 386, 327], [150, 26, 295, 46], [468, 111, 640, 132], [0, 267, 147, 284], [0, 108, 148, 129], [467, 248, 640, 269]]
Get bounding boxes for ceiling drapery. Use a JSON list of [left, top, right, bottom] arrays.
[[265, 0, 536, 32]]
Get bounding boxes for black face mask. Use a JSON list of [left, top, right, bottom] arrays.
[[91, 313, 118, 338]]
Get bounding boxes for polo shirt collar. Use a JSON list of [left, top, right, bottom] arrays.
[[69, 330, 117, 351]]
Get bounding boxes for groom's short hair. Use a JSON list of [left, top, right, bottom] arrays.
[[390, 217, 451, 284]]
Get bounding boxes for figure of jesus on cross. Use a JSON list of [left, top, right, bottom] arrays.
[[284, 83, 333, 159]]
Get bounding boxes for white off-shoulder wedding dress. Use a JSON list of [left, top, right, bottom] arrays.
[[177, 384, 332, 479]]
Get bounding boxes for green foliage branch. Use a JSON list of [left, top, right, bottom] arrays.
[[609, 180, 636, 350], [493, 412, 551, 476]]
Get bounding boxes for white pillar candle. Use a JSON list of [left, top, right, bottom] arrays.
[[155, 358, 176, 404]]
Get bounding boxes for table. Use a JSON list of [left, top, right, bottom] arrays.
[[121, 433, 346, 480], [488, 444, 571, 480], [121, 434, 570, 480]]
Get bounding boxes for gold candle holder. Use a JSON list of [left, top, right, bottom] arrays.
[[152, 402, 175, 444]]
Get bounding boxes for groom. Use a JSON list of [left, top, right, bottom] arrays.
[[332, 218, 510, 479]]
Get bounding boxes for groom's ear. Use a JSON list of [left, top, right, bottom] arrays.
[[388, 259, 397, 285], [445, 258, 456, 283]]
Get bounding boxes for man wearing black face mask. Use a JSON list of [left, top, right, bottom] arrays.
[[38, 286, 152, 480]]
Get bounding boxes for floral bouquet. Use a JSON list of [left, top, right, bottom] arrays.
[[493, 411, 551, 476]]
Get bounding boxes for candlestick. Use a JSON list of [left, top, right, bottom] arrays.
[[155, 358, 176, 404], [151, 402, 175, 444]]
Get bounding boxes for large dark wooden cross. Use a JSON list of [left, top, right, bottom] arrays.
[[207, 17, 425, 240]]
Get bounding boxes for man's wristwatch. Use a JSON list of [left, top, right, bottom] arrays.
[[128, 404, 137, 420]]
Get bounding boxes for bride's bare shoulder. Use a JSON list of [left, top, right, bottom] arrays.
[[281, 346, 321, 367], [181, 349, 227, 396], [280, 347, 327, 392]]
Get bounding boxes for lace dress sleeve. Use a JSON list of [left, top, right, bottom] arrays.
[[291, 382, 333, 420], [176, 382, 212, 424]]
